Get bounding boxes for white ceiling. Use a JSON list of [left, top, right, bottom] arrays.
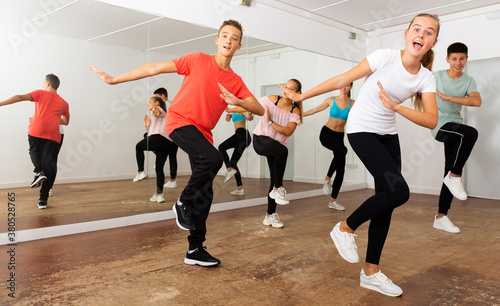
[[2, 0, 499, 57], [277, 0, 500, 31]]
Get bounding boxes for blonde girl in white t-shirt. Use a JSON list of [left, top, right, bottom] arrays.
[[280, 13, 440, 297]]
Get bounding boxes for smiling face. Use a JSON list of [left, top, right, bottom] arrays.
[[404, 16, 439, 58], [446, 52, 468, 74], [216, 25, 242, 57], [340, 83, 352, 94], [148, 97, 159, 111]]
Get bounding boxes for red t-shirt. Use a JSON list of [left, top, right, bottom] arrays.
[[28, 90, 70, 143], [166, 52, 253, 144]]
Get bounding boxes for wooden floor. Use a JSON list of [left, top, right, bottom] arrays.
[[0, 176, 319, 231], [1, 189, 499, 305]]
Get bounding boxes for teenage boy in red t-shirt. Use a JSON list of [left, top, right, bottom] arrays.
[[91, 20, 264, 266], [0, 74, 70, 209]]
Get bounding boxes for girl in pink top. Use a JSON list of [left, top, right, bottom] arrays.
[[133, 96, 171, 203], [253, 79, 303, 228]]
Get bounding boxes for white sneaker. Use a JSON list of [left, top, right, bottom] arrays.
[[322, 180, 332, 195], [433, 215, 460, 233], [328, 201, 345, 210], [224, 168, 237, 183], [164, 180, 177, 188], [360, 269, 403, 297], [443, 172, 467, 201], [329, 222, 359, 263], [263, 213, 284, 228], [133, 172, 147, 182], [230, 189, 245, 196], [269, 186, 289, 205], [48, 189, 54, 197], [150, 193, 164, 203]]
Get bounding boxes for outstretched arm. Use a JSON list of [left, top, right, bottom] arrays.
[[278, 59, 372, 102], [0, 94, 33, 107], [303, 97, 332, 117], [378, 82, 438, 129], [437, 90, 481, 107], [218, 83, 264, 116], [90, 61, 178, 85]]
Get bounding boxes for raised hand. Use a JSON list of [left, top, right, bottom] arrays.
[[89, 65, 115, 84], [277, 84, 302, 102]]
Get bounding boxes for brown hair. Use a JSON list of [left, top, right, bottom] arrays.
[[408, 13, 440, 111], [218, 19, 243, 43], [45, 74, 60, 90], [151, 96, 166, 112], [289, 79, 304, 124], [347, 82, 354, 98]]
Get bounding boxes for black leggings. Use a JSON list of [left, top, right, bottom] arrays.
[[347, 133, 409, 265], [135, 134, 171, 193], [253, 134, 288, 215], [319, 126, 347, 199], [218, 127, 251, 186], [168, 142, 178, 179], [435, 122, 478, 214]]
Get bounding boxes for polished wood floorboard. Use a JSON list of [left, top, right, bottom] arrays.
[[0, 176, 319, 231], [1, 190, 498, 305]]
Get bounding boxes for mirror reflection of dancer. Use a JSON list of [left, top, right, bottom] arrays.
[[0, 74, 70, 209], [303, 83, 355, 210], [48, 117, 68, 197], [218, 108, 253, 195], [253, 79, 303, 228], [91, 20, 264, 267], [154, 87, 178, 189], [133, 96, 170, 203], [280, 13, 440, 297], [431, 42, 482, 234]]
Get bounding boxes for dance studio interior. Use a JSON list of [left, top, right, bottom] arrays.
[[1, 0, 499, 304]]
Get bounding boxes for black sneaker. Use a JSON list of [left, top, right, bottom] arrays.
[[184, 246, 221, 267], [172, 201, 194, 230], [30, 172, 47, 188], [38, 200, 47, 210]]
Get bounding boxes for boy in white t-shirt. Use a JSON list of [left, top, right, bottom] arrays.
[[431, 42, 482, 234]]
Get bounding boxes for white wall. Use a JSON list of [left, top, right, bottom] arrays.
[[0, 26, 188, 188], [365, 11, 500, 195]]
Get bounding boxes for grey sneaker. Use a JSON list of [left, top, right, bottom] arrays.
[[230, 189, 245, 196], [262, 213, 284, 228], [132, 172, 147, 182], [224, 169, 237, 183], [433, 215, 460, 233], [360, 269, 403, 297], [322, 180, 332, 195], [329, 222, 359, 263], [443, 171, 467, 200], [328, 201, 345, 210], [269, 186, 289, 205]]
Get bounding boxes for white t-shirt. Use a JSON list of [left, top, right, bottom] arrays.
[[346, 49, 436, 135]]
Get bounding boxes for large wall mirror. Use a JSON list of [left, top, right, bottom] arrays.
[[0, 0, 365, 233]]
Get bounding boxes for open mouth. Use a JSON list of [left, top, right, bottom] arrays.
[[413, 41, 423, 50]]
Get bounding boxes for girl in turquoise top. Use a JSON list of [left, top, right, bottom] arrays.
[[303, 83, 355, 210], [219, 108, 253, 195]]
